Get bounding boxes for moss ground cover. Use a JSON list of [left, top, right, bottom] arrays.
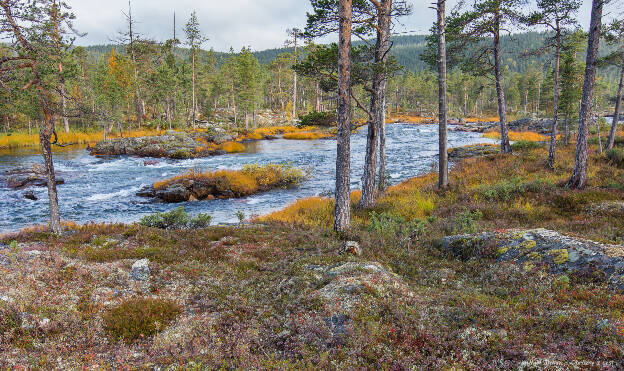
[[2, 133, 624, 368]]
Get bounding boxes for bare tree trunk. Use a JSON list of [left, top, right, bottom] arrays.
[[60, 82, 70, 133], [315, 80, 321, 112], [191, 52, 196, 129], [360, 0, 391, 208], [437, 0, 449, 189], [547, 31, 561, 169], [378, 95, 387, 193], [607, 62, 624, 150], [40, 109, 62, 234], [493, 10, 511, 154], [335, 0, 352, 233], [165, 97, 172, 130], [596, 117, 603, 153], [564, 113, 570, 145], [568, 0, 603, 189], [292, 31, 298, 120]]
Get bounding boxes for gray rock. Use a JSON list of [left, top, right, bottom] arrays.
[[3, 164, 65, 189], [130, 259, 150, 281], [440, 228, 624, 291], [448, 144, 499, 159], [339, 241, 362, 256]]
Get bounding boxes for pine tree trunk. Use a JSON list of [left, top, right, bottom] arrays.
[[378, 95, 387, 193], [437, 0, 449, 188], [547, 32, 561, 169], [191, 52, 196, 129], [607, 62, 624, 150], [493, 10, 511, 154], [597, 117, 603, 153], [60, 82, 70, 133], [568, 0, 604, 189], [40, 108, 62, 234], [564, 113, 570, 146], [293, 33, 298, 121], [360, 0, 391, 208], [335, 0, 352, 233]]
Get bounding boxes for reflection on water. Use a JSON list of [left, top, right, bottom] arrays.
[[0, 124, 497, 232]]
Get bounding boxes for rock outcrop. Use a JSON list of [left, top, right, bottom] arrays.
[[88, 131, 236, 159], [440, 228, 624, 291], [448, 144, 499, 159], [2, 164, 65, 189]]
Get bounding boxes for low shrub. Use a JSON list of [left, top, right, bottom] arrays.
[[443, 209, 483, 235], [477, 178, 554, 202], [298, 111, 337, 127], [511, 140, 542, 151], [0, 301, 22, 338], [606, 148, 624, 168], [552, 190, 617, 214], [139, 207, 211, 230], [368, 211, 426, 242], [102, 297, 180, 343]]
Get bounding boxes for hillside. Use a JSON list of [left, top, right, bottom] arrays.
[[82, 32, 619, 78]]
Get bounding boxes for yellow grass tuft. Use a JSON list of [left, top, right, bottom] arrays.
[[483, 130, 552, 142], [0, 129, 165, 150], [219, 141, 245, 153], [282, 132, 331, 140]]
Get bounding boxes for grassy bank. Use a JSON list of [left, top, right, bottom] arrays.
[[2, 132, 624, 368], [0, 129, 166, 150]]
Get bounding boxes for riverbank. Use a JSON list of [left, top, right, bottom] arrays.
[[2, 130, 624, 368]]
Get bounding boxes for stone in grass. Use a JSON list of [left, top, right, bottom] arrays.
[[339, 241, 362, 256], [130, 259, 150, 281]]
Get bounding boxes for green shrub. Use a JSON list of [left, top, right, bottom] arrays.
[[298, 111, 336, 127], [102, 297, 180, 343], [139, 207, 211, 230], [368, 211, 426, 241], [443, 209, 483, 235], [188, 213, 212, 229], [511, 140, 541, 151], [606, 148, 624, 168], [478, 178, 554, 202]]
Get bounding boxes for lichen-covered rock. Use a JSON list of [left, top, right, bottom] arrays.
[[448, 144, 499, 159], [312, 261, 413, 313], [440, 228, 624, 291], [507, 117, 553, 134], [130, 259, 150, 281], [88, 131, 234, 159]]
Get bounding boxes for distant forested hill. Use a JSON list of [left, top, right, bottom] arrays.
[[81, 31, 618, 78]]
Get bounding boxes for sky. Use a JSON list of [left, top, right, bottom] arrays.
[[68, 0, 605, 52]]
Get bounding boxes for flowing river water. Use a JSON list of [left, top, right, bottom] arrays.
[[0, 124, 497, 232]]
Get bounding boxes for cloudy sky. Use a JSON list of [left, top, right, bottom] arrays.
[[68, 0, 607, 52]]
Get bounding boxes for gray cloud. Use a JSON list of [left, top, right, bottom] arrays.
[[68, 0, 600, 52]]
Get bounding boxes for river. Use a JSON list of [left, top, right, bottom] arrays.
[[0, 124, 497, 232]]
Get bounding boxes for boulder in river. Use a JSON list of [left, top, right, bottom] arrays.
[[88, 131, 237, 159], [3, 164, 65, 189]]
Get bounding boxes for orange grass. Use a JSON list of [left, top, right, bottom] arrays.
[[282, 131, 331, 140], [483, 130, 553, 142], [0, 129, 165, 149], [219, 141, 245, 153]]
